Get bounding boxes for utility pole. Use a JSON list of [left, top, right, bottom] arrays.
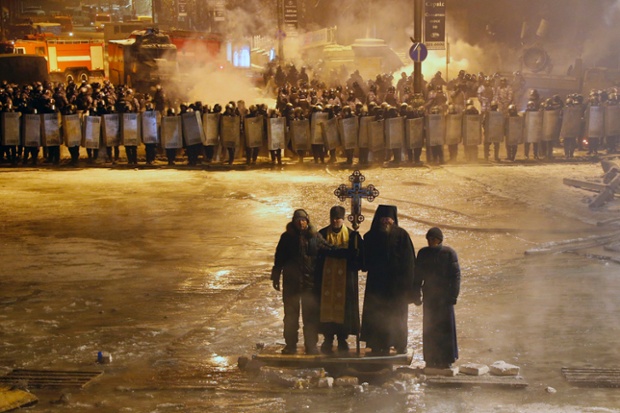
[[413, 0, 423, 93], [277, 0, 284, 62]]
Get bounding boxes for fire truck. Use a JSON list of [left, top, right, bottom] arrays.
[[108, 29, 177, 92], [13, 38, 105, 82], [167, 30, 222, 72]]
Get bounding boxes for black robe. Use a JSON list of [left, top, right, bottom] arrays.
[[360, 225, 416, 352], [413, 244, 460, 367], [315, 226, 363, 337]]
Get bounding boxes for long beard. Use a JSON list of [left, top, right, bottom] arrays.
[[380, 223, 393, 233]]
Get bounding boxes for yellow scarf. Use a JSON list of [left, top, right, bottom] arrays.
[[320, 227, 349, 323]]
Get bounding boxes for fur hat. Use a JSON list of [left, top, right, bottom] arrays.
[[330, 206, 345, 220]]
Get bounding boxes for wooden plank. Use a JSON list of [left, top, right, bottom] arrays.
[[0, 386, 38, 412], [590, 174, 620, 208], [253, 345, 412, 367], [426, 374, 528, 388], [562, 367, 620, 388], [563, 178, 607, 192], [0, 370, 103, 389]]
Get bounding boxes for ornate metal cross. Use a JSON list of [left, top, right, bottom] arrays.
[[334, 170, 380, 231]]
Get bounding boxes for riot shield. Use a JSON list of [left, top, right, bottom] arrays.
[[505, 115, 524, 145], [202, 113, 220, 146], [560, 106, 582, 138], [1, 112, 20, 146], [385, 117, 405, 149], [542, 109, 561, 142], [244, 115, 264, 148], [141, 111, 159, 144], [406, 117, 425, 149], [321, 117, 340, 150], [310, 112, 329, 145], [369, 119, 385, 152], [290, 119, 311, 151], [605, 105, 620, 137], [182, 111, 205, 146], [41, 113, 61, 147], [62, 114, 82, 147], [586, 106, 604, 138], [462, 114, 482, 146], [484, 111, 504, 143], [445, 114, 462, 145], [358, 116, 373, 148], [524, 111, 543, 143], [426, 113, 446, 146], [121, 113, 141, 146], [82, 116, 101, 149], [102, 113, 120, 147], [339, 117, 359, 150], [267, 117, 286, 151], [161, 116, 183, 149], [221, 115, 240, 148]]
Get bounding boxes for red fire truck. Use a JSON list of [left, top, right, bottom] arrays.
[[13, 38, 105, 82]]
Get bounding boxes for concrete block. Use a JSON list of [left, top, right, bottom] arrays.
[[490, 360, 520, 376], [423, 366, 459, 376], [459, 363, 490, 376], [334, 376, 359, 387]]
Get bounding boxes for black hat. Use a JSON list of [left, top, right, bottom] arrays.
[[330, 206, 345, 220], [292, 209, 309, 221], [371, 205, 398, 228], [426, 227, 444, 242]]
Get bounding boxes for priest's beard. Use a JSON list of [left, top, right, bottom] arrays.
[[380, 223, 393, 233]]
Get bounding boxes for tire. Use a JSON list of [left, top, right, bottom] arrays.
[[77, 71, 89, 82], [65, 72, 75, 83]]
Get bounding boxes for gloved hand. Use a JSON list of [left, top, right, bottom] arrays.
[[412, 297, 422, 306], [271, 267, 281, 291], [272, 279, 280, 291]]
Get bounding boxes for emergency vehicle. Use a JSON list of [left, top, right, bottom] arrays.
[[108, 29, 177, 92], [13, 38, 105, 82]]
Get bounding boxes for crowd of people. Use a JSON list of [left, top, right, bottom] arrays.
[[271, 204, 461, 370], [0, 65, 617, 168]]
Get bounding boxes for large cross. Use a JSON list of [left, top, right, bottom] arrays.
[[334, 170, 379, 231]]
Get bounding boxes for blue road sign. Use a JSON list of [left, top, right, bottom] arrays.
[[409, 42, 428, 62]]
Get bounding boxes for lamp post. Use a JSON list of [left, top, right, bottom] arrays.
[[413, 0, 423, 94]]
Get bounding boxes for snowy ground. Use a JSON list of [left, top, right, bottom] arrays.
[[1, 158, 620, 412]]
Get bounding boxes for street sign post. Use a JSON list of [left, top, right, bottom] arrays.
[[409, 42, 428, 62]]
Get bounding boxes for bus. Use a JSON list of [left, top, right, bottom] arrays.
[[94, 13, 112, 31]]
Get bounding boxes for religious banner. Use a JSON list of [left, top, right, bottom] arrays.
[[605, 105, 620, 137], [161, 116, 183, 149], [506, 115, 524, 145], [244, 115, 264, 148], [358, 116, 372, 148], [121, 113, 141, 147], [560, 106, 582, 138], [445, 113, 462, 145], [310, 112, 328, 145], [141, 111, 159, 144], [202, 112, 220, 146], [369, 119, 385, 152], [1, 112, 20, 146], [182, 111, 205, 146], [484, 111, 505, 143], [426, 113, 446, 146], [290, 118, 311, 151], [102, 113, 120, 147], [267, 117, 286, 151], [462, 114, 482, 146], [41, 113, 61, 147], [23, 114, 41, 147], [62, 114, 82, 147], [586, 106, 605, 138], [321, 117, 340, 150], [82, 116, 101, 149], [424, 0, 446, 50], [405, 117, 424, 149], [542, 109, 561, 142], [339, 117, 359, 150], [221, 115, 240, 148], [524, 111, 543, 143], [385, 117, 404, 149]]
